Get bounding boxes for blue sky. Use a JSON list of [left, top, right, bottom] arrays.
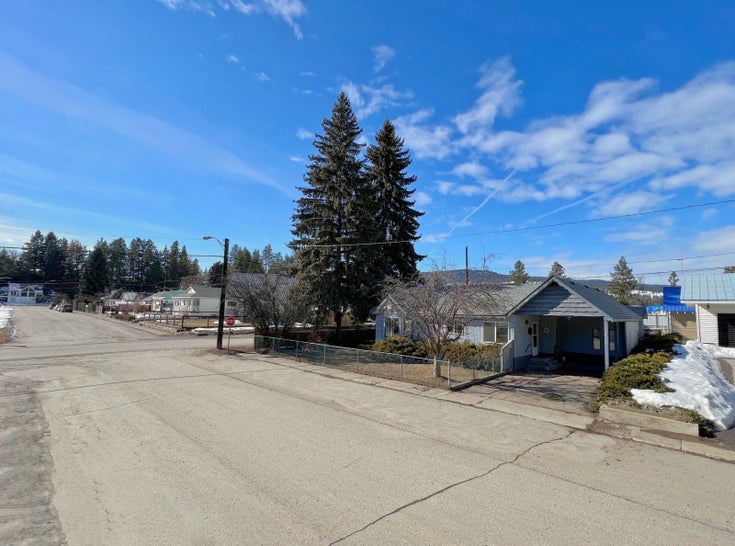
[[1, 1, 734, 284]]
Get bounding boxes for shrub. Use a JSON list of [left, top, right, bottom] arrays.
[[591, 351, 673, 411], [442, 341, 500, 366], [631, 333, 682, 354], [371, 336, 427, 358]]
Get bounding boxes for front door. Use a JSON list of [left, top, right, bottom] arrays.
[[531, 322, 539, 356]]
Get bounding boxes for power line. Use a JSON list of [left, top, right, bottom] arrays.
[[296, 197, 735, 249]]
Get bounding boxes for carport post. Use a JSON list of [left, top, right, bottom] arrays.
[[603, 319, 610, 371]]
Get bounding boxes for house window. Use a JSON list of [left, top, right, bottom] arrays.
[[483, 322, 508, 344], [593, 328, 601, 350], [609, 324, 616, 351], [192, 298, 200, 306]]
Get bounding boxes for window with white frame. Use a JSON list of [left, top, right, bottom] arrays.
[[483, 321, 508, 344]]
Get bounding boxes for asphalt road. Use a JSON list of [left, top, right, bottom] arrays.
[[2, 307, 735, 545]]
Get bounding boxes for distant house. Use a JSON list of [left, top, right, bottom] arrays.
[[376, 276, 644, 374], [5, 283, 44, 305], [681, 274, 735, 347], [168, 285, 222, 316]]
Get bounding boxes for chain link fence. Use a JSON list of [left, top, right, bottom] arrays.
[[254, 335, 506, 389]]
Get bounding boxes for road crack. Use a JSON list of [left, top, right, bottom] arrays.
[[328, 430, 575, 545]]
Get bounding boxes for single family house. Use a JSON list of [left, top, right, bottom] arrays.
[[376, 276, 644, 375], [681, 274, 735, 348]]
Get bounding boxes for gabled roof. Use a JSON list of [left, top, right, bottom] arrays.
[[183, 285, 222, 299], [681, 274, 735, 302], [509, 276, 642, 322]]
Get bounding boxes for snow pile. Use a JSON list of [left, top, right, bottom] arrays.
[[632, 341, 735, 430], [190, 326, 255, 336], [0, 306, 14, 340]]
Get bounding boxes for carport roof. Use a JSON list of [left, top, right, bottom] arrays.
[[681, 274, 735, 302]]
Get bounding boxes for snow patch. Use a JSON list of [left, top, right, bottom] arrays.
[[632, 341, 735, 430], [0, 306, 15, 340]]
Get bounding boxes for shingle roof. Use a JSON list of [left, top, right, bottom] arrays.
[[681, 274, 735, 302], [511, 277, 642, 321]]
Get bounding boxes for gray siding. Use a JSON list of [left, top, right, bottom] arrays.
[[516, 285, 600, 316]]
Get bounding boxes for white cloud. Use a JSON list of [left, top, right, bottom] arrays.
[[650, 161, 735, 197], [593, 191, 670, 218], [372, 45, 395, 72], [603, 222, 669, 245], [159, 0, 306, 39], [299, 71, 315, 77], [451, 161, 487, 178], [296, 127, 313, 140], [413, 191, 432, 207], [692, 225, 735, 254], [226, 54, 240, 64], [289, 155, 304, 162], [700, 208, 719, 221], [435, 180, 455, 195], [453, 57, 523, 135], [412, 59, 735, 213], [340, 81, 413, 118], [253, 71, 270, 81], [394, 109, 453, 160]]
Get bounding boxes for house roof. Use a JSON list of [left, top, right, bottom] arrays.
[[510, 277, 642, 322], [681, 274, 735, 302], [184, 285, 222, 299], [377, 276, 642, 322], [228, 273, 294, 294]]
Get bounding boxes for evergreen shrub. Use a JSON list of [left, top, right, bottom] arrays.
[[591, 351, 673, 411], [371, 336, 427, 358]]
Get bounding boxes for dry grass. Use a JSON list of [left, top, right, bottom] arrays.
[[328, 361, 490, 389]]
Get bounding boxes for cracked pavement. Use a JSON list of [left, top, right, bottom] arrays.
[[2, 306, 735, 545]]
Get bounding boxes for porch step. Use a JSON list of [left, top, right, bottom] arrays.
[[527, 355, 562, 373]]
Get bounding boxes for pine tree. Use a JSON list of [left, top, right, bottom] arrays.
[[510, 260, 529, 283], [549, 261, 565, 278], [291, 92, 365, 337], [19, 230, 45, 281], [608, 256, 637, 304], [43, 232, 65, 281], [668, 271, 679, 286], [81, 246, 108, 296], [107, 238, 128, 289]]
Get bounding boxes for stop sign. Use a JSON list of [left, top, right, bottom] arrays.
[[226, 316, 235, 326]]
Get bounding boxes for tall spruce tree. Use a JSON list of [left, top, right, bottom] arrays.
[[291, 92, 365, 337], [608, 256, 637, 304], [365, 119, 423, 281], [81, 246, 109, 296]]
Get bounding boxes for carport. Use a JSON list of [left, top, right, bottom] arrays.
[[508, 278, 644, 373]]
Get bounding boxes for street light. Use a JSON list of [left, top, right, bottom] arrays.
[[203, 235, 229, 350]]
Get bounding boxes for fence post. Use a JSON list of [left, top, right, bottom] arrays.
[[322, 344, 326, 366], [400, 355, 403, 381], [447, 360, 451, 387]]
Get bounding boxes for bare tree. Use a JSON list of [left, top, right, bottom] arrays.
[[227, 273, 309, 337], [381, 267, 497, 376]]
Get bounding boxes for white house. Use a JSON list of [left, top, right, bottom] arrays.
[[681, 274, 735, 347], [169, 285, 222, 315], [5, 283, 44, 305]]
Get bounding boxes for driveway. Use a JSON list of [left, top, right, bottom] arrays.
[[464, 372, 599, 417]]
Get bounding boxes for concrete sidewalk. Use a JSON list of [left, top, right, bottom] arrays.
[[245, 352, 735, 463]]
